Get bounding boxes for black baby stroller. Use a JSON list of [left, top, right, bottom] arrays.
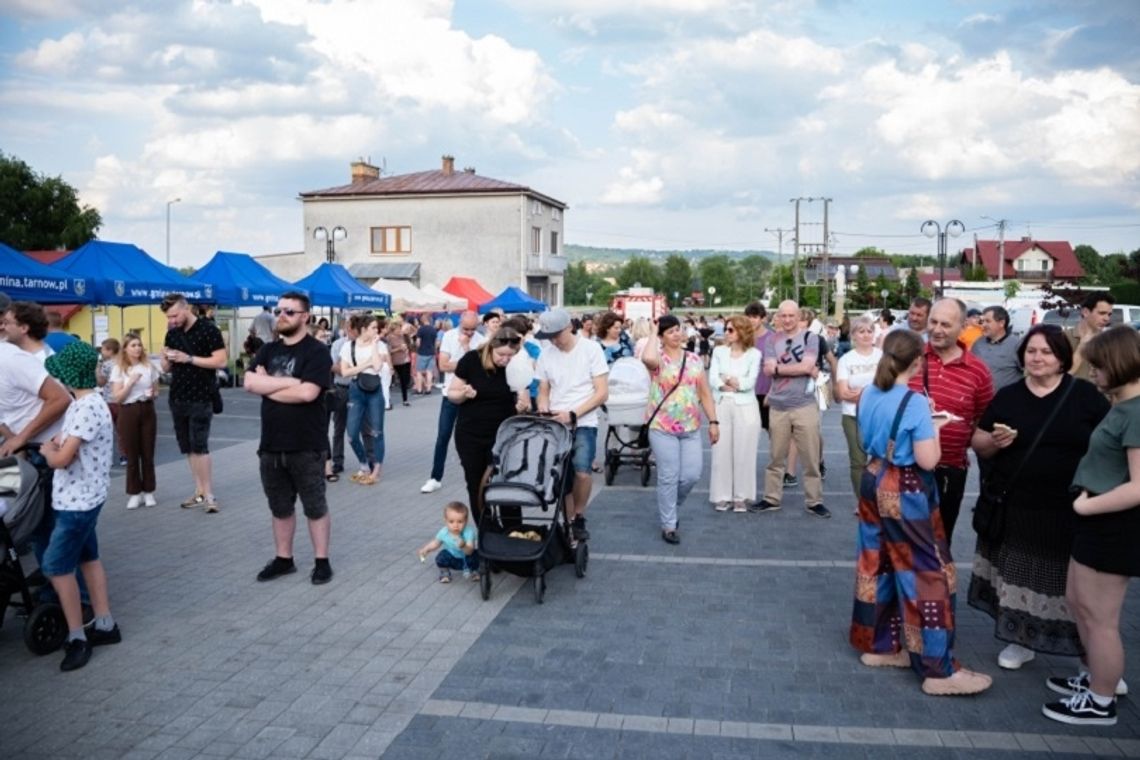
[[477, 415, 588, 604], [0, 455, 69, 654]]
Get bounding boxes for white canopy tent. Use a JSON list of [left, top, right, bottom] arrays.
[[419, 283, 468, 311], [371, 278, 444, 312]]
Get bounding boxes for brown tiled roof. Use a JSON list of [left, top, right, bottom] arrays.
[[301, 169, 567, 208]]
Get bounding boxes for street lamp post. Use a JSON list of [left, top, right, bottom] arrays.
[[707, 285, 716, 309], [585, 290, 593, 306], [880, 288, 889, 311], [165, 197, 181, 266], [313, 226, 348, 264], [921, 219, 965, 298]]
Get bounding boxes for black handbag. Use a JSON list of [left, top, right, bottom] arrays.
[[972, 378, 1074, 542], [211, 381, 224, 414], [351, 341, 382, 393], [639, 350, 689, 448]]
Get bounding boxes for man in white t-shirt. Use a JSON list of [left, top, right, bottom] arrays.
[[421, 311, 487, 494], [535, 308, 609, 543], [0, 326, 72, 457]]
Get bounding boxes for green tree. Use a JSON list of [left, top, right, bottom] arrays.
[[735, 254, 770, 305], [853, 246, 886, 258], [563, 261, 593, 305], [1073, 244, 1101, 283], [697, 254, 737, 306], [904, 267, 921, 300], [849, 265, 872, 309], [768, 264, 795, 304], [616, 255, 660, 291], [1101, 253, 1129, 284], [1129, 248, 1140, 284], [1003, 280, 1021, 302], [962, 264, 990, 281], [659, 254, 693, 307], [0, 152, 102, 249]]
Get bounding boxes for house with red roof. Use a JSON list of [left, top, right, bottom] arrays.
[[260, 156, 568, 307], [957, 237, 1084, 284]]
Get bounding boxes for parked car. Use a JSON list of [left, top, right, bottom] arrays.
[[1009, 304, 1140, 335]]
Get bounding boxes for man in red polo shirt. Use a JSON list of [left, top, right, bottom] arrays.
[[908, 298, 994, 550]]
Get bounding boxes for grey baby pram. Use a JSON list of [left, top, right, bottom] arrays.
[[477, 415, 587, 604], [0, 455, 70, 654]]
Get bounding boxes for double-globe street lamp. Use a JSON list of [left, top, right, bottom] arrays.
[[921, 219, 964, 298], [313, 225, 348, 264]]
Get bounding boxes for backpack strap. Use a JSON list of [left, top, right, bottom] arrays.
[[885, 390, 916, 465]]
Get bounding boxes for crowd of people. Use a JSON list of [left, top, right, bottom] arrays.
[[1, 286, 1137, 730]]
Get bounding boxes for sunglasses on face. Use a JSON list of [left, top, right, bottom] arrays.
[[273, 308, 307, 317], [492, 336, 522, 348]]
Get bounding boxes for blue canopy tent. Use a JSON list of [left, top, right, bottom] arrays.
[[193, 251, 304, 306], [51, 240, 213, 305], [293, 263, 390, 310], [478, 286, 548, 314], [0, 242, 93, 303]]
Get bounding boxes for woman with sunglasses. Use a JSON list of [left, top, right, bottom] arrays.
[[642, 315, 719, 544], [339, 314, 389, 485], [708, 315, 761, 512], [449, 327, 530, 520]]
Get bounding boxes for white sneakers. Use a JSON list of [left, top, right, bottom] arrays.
[[998, 643, 1036, 670], [128, 493, 158, 510], [421, 478, 442, 494]]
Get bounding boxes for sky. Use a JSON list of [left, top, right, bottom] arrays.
[[1, 0, 1138, 268]]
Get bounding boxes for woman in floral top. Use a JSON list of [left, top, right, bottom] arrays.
[[641, 315, 719, 544]]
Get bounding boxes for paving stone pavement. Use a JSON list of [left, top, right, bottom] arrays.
[[2, 389, 1139, 759]]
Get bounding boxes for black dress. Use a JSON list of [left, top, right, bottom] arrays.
[[453, 351, 517, 518], [967, 376, 1110, 655]]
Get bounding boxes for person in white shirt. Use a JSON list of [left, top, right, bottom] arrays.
[[421, 311, 487, 494], [834, 315, 883, 502], [0, 298, 71, 457], [3, 301, 55, 362], [338, 314, 390, 485], [536, 308, 609, 543], [110, 334, 161, 509], [708, 316, 762, 512]]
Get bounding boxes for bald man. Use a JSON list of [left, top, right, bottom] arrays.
[[907, 298, 994, 548]]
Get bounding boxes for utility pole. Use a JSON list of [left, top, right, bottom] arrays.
[[764, 226, 792, 300], [997, 218, 1006, 285], [821, 198, 833, 319], [791, 199, 803, 303]]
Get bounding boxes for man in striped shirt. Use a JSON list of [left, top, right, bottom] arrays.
[[908, 298, 994, 550]]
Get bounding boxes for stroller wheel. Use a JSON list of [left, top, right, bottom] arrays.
[[533, 573, 546, 605], [575, 541, 588, 578], [480, 563, 492, 601], [640, 460, 652, 487], [604, 454, 617, 486], [24, 602, 67, 656]]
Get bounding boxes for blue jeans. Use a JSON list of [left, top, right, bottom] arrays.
[[570, 427, 598, 474], [649, 430, 703, 531], [430, 398, 459, 481], [347, 382, 385, 468], [41, 504, 104, 577], [435, 549, 479, 572]]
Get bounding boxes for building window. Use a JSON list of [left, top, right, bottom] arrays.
[[371, 226, 412, 254], [550, 231, 559, 255], [531, 227, 542, 255], [531, 200, 543, 216], [552, 208, 561, 221]]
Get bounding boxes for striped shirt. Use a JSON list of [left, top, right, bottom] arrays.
[[908, 341, 994, 469]]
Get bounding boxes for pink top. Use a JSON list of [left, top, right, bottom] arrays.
[[647, 349, 705, 435]]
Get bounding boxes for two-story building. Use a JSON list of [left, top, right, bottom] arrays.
[[958, 237, 1084, 284], [259, 156, 567, 307]]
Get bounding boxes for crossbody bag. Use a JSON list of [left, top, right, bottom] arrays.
[[351, 341, 382, 393], [638, 350, 689, 448]]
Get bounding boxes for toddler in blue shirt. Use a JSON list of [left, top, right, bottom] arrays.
[[417, 501, 479, 582]]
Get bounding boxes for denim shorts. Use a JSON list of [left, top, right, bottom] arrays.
[[259, 450, 329, 519], [415, 354, 435, 373], [41, 504, 103, 577], [170, 400, 213, 455], [570, 426, 598, 474]]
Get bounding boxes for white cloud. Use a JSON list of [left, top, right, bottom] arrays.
[[15, 32, 86, 74]]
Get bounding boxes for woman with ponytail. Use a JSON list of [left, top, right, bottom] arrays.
[[848, 330, 992, 697]]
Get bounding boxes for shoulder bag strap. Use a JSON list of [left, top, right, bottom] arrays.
[[996, 377, 1077, 494], [646, 350, 689, 428], [885, 390, 916, 465], [351, 340, 358, 368]]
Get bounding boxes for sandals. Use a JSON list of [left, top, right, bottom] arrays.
[[325, 472, 339, 482], [438, 569, 452, 584]]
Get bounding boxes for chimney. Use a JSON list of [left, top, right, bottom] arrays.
[[441, 155, 455, 175], [463, 166, 476, 174], [351, 159, 380, 183]]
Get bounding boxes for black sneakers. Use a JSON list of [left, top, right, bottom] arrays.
[[806, 504, 832, 519], [87, 624, 122, 647], [782, 474, 798, 487], [571, 516, 590, 542], [60, 638, 92, 672], [256, 558, 297, 582], [749, 500, 781, 514], [1042, 689, 1117, 726], [311, 563, 333, 585], [1046, 672, 1128, 697]]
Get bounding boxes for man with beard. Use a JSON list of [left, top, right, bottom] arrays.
[[244, 292, 335, 585], [908, 298, 994, 548]]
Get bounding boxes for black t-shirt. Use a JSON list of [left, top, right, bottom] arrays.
[[415, 325, 438, 357], [980, 375, 1110, 504], [454, 350, 515, 440], [164, 317, 226, 404], [252, 335, 332, 452]]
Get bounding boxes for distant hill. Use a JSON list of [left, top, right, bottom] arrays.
[[565, 244, 777, 265]]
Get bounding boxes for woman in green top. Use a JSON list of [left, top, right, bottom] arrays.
[[1043, 325, 1140, 727]]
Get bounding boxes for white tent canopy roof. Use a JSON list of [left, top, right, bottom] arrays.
[[419, 283, 468, 311], [370, 278, 444, 311]]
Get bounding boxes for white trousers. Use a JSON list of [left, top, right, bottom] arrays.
[[709, 398, 761, 504]]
